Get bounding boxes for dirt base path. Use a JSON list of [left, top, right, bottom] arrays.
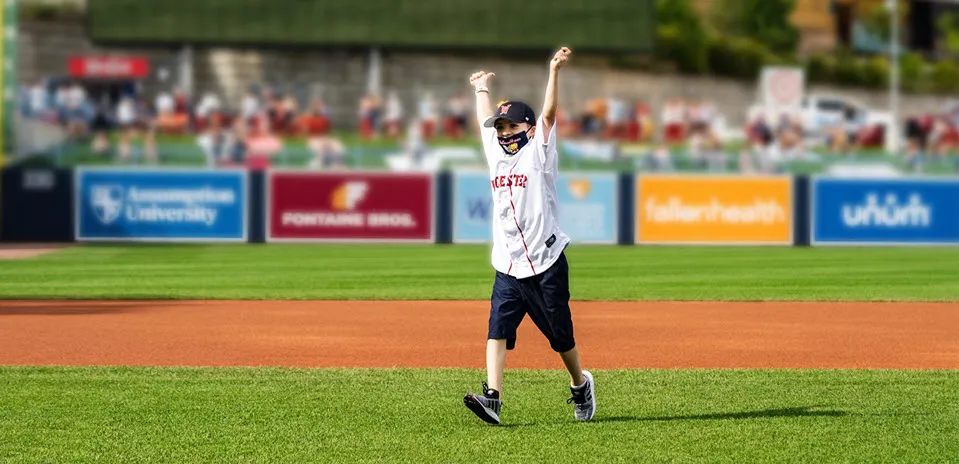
[[0, 300, 955, 369], [0, 243, 70, 260]]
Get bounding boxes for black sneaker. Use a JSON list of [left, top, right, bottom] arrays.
[[567, 370, 596, 421], [464, 382, 502, 425]]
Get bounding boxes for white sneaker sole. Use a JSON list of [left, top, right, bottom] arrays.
[[464, 394, 501, 425], [578, 370, 596, 421]]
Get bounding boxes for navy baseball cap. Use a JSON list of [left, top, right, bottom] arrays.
[[483, 100, 536, 128]]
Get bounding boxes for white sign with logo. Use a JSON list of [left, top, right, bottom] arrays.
[[760, 66, 805, 115], [76, 168, 248, 242]]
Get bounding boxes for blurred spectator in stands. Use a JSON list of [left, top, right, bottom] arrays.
[[173, 90, 189, 114], [268, 93, 298, 135], [90, 98, 113, 155], [581, 97, 606, 136], [241, 88, 261, 125], [54, 82, 69, 120], [661, 99, 686, 144], [298, 98, 332, 136], [298, 98, 344, 169], [194, 92, 223, 133], [197, 113, 235, 167], [155, 88, 190, 134], [826, 104, 866, 154], [358, 94, 382, 140], [777, 112, 806, 160], [418, 92, 438, 140], [556, 106, 578, 139], [905, 133, 925, 172], [904, 114, 930, 172], [604, 96, 628, 139], [61, 81, 90, 139], [89, 98, 113, 156], [905, 114, 931, 151], [744, 108, 779, 172], [403, 117, 428, 169], [825, 124, 850, 153], [635, 102, 655, 142], [25, 79, 52, 121], [444, 93, 469, 140], [745, 107, 774, 149], [383, 90, 404, 138], [927, 116, 958, 159], [688, 99, 717, 137], [115, 94, 157, 164], [261, 87, 277, 115], [245, 117, 283, 171], [223, 117, 249, 167], [155, 90, 173, 117]]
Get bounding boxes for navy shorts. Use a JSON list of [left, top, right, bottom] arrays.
[[488, 252, 575, 353]]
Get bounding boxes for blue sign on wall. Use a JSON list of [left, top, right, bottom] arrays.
[[453, 170, 618, 244], [76, 168, 247, 242], [812, 177, 959, 245]]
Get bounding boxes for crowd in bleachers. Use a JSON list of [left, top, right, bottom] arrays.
[[17, 78, 959, 172], [19, 79, 348, 168], [903, 106, 959, 172]]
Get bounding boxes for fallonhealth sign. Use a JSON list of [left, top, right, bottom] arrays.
[[267, 171, 434, 242], [636, 175, 793, 245]]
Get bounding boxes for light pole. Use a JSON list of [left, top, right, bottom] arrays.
[[887, 0, 901, 154]]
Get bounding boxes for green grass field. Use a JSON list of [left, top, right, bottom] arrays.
[[2, 244, 957, 462], [1, 367, 956, 463], [1, 244, 958, 301]]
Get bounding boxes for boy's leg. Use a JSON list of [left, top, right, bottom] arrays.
[[559, 345, 585, 387], [523, 252, 578, 361], [485, 271, 527, 394], [486, 339, 507, 393], [464, 272, 527, 425], [523, 252, 596, 421]]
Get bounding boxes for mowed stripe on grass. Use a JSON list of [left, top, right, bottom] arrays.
[[0, 367, 956, 463], [1, 244, 958, 301]]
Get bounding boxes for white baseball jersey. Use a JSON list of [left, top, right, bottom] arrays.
[[481, 117, 570, 279]]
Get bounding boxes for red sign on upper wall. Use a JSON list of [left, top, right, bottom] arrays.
[[68, 57, 150, 79]]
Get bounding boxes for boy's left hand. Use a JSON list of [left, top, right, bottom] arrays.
[[550, 47, 571, 71]]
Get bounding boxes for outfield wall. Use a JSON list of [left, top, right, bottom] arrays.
[[2, 166, 957, 247]]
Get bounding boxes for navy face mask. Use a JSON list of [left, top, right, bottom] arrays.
[[497, 129, 531, 155]]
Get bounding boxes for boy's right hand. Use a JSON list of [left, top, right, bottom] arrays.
[[469, 71, 495, 89]]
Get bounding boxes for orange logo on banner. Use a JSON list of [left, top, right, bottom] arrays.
[[636, 176, 793, 244], [331, 181, 369, 211], [568, 179, 592, 200]]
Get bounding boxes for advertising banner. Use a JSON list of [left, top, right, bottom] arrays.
[[636, 175, 793, 244], [268, 171, 434, 242], [68, 56, 150, 79], [812, 177, 959, 245], [76, 168, 247, 242], [453, 171, 618, 244]]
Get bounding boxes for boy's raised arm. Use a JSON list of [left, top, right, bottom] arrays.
[[541, 46, 571, 139]]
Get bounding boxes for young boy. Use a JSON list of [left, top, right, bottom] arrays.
[[462, 47, 596, 425]]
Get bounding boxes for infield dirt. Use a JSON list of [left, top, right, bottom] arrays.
[[1, 300, 955, 369]]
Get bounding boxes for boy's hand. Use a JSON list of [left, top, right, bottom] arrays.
[[550, 47, 571, 71], [469, 71, 495, 89]]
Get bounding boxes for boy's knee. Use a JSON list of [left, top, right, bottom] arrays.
[[549, 338, 575, 353]]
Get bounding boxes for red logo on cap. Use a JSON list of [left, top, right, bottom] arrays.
[[499, 104, 511, 115]]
